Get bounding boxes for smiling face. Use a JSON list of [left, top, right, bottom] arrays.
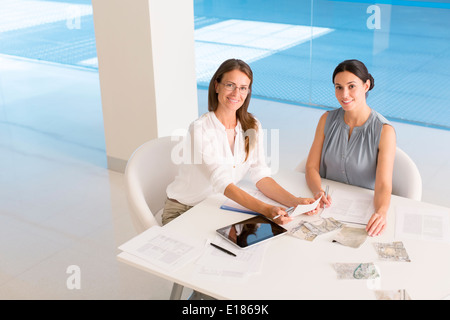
[[334, 71, 370, 111], [214, 69, 251, 114]]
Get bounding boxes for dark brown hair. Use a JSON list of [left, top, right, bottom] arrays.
[[208, 59, 257, 161]]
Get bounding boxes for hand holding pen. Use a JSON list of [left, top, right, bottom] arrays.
[[323, 185, 331, 208], [272, 206, 295, 220], [324, 185, 330, 208], [315, 185, 331, 208], [272, 195, 320, 221]]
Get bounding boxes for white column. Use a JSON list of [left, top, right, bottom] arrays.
[[92, 0, 198, 172]]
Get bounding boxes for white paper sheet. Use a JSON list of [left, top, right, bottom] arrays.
[[118, 226, 205, 272], [395, 205, 450, 243], [321, 189, 374, 225], [194, 235, 266, 282], [289, 196, 322, 217]]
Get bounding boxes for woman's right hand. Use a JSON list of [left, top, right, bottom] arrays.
[[269, 206, 293, 225], [315, 190, 332, 208]]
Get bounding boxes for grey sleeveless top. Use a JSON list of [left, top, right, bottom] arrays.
[[319, 108, 392, 190]]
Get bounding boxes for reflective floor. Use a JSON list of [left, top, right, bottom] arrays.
[[0, 56, 449, 299]]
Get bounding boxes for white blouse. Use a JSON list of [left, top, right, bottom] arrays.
[[166, 111, 271, 206]]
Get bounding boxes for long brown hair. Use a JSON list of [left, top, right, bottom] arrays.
[[208, 59, 257, 161]]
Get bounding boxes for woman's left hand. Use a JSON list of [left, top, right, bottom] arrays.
[[296, 197, 320, 216], [366, 212, 387, 236]]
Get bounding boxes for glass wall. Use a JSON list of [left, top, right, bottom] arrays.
[[310, 0, 450, 129], [1, 0, 449, 130], [0, 0, 97, 69], [194, 0, 315, 105], [0, 0, 104, 167], [194, 0, 450, 130]]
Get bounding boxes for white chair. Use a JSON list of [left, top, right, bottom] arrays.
[[392, 147, 422, 201], [124, 136, 186, 299], [124, 136, 180, 233], [294, 147, 422, 201]]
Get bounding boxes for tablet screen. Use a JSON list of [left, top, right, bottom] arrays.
[[216, 215, 288, 249]]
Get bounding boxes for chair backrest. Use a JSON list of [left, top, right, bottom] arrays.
[[392, 147, 422, 201], [294, 147, 422, 201], [124, 136, 181, 233]]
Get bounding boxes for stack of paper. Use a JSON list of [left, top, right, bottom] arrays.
[[118, 226, 205, 272], [194, 236, 266, 283]]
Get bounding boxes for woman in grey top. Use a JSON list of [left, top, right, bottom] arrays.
[[305, 60, 396, 237]]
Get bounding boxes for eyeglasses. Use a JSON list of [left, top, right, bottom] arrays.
[[220, 82, 250, 94]]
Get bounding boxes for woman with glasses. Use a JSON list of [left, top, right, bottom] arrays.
[[305, 59, 396, 237], [163, 58, 318, 225]]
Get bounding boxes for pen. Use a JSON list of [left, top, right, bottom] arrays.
[[210, 242, 236, 257], [273, 206, 295, 220], [324, 185, 329, 208]]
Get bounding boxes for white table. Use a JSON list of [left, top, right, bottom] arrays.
[[117, 170, 450, 300]]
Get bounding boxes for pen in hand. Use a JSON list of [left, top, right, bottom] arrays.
[[324, 185, 329, 208], [273, 206, 295, 220], [210, 242, 236, 257]]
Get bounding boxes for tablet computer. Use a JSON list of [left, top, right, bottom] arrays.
[[216, 215, 288, 249]]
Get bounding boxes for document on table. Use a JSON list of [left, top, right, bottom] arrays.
[[333, 262, 380, 280], [395, 205, 450, 243], [289, 196, 321, 217], [220, 186, 282, 214], [118, 226, 205, 272], [321, 189, 374, 225], [220, 180, 320, 216], [194, 235, 266, 283], [287, 216, 343, 241]]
